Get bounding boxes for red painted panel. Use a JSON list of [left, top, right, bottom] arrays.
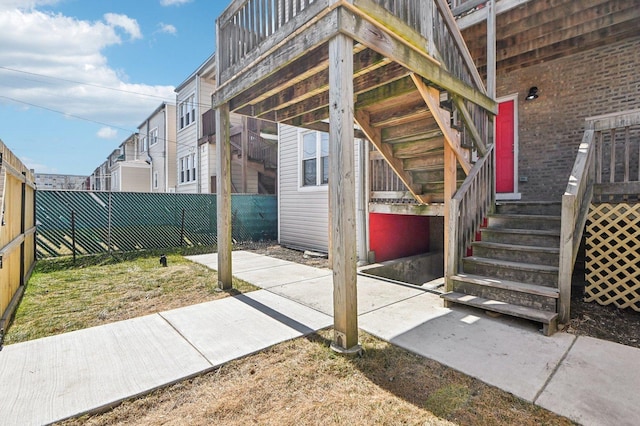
[[369, 213, 430, 262], [496, 99, 515, 193]]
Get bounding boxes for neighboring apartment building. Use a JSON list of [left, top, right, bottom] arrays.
[[174, 54, 217, 194], [137, 103, 177, 192], [89, 161, 109, 191], [175, 53, 278, 195], [34, 173, 87, 190], [108, 133, 152, 193]]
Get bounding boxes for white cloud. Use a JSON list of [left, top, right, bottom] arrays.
[[0, 7, 174, 130], [104, 13, 142, 41], [21, 156, 58, 174], [158, 22, 177, 35], [0, 0, 59, 11], [160, 0, 192, 6], [97, 127, 118, 139]]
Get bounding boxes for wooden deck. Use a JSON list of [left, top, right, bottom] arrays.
[[212, 0, 498, 350]]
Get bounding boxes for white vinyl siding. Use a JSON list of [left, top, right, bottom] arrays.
[[279, 124, 364, 254]]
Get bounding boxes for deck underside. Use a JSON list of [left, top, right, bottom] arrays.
[[214, 3, 494, 204]]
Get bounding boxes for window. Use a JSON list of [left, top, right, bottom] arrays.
[[153, 171, 158, 189], [301, 131, 329, 187], [191, 153, 196, 181], [140, 136, 148, 153], [149, 128, 158, 146], [179, 94, 195, 130], [179, 154, 197, 184]]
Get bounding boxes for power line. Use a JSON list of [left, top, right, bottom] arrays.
[[0, 66, 218, 109], [0, 66, 174, 103], [0, 95, 194, 151]]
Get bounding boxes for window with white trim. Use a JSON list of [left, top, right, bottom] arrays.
[[149, 128, 158, 146], [179, 154, 197, 184], [140, 136, 148, 153], [179, 94, 196, 130], [301, 131, 329, 187]]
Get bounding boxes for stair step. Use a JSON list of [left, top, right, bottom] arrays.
[[450, 273, 558, 311], [471, 241, 559, 266], [480, 227, 560, 246], [495, 201, 562, 216], [451, 274, 559, 298], [487, 214, 561, 231], [441, 292, 558, 335], [462, 256, 558, 287]]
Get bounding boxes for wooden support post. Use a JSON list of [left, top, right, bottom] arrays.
[[486, 0, 496, 99], [443, 143, 458, 297], [329, 33, 360, 354], [216, 103, 233, 290], [241, 116, 248, 193]]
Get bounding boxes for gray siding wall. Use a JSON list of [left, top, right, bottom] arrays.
[[278, 124, 363, 254], [176, 79, 197, 194]]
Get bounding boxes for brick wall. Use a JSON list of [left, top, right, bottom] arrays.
[[496, 35, 640, 201]]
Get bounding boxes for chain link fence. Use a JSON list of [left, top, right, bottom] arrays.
[[36, 191, 277, 258]]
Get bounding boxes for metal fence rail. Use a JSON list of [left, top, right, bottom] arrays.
[[36, 191, 277, 258]]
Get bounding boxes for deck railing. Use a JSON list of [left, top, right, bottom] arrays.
[[557, 109, 640, 322], [369, 150, 416, 202], [591, 110, 640, 201], [217, 0, 329, 82], [446, 144, 494, 289], [247, 130, 278, 169], [558, 129, 596, 323]]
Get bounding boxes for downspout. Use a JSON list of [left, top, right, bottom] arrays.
[[196, 75, 201, 193], [164, 104, 169, 192]]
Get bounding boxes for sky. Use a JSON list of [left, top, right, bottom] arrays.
[[0, 0, 229, 176]]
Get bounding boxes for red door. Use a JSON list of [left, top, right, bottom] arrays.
[[496, 100, 515, 193]]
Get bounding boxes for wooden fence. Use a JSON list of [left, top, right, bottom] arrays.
[[0, 140, 36, 334]]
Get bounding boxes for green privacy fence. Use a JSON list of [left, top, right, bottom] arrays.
[[36, 191, 277, 258]]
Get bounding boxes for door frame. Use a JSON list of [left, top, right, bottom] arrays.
[[495, 93, 521, 200]]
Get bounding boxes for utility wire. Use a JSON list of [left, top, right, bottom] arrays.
[[0, 66, 218, 109], [0, 95, 198, 152]]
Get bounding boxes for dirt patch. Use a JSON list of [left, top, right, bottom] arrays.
[[566, 288, 640, 349], [235, 241, 330, 269]]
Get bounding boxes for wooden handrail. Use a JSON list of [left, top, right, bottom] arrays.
[[558, 109, 640, 322], [558, 129, 595, 323], [446, 144, 495, 288]]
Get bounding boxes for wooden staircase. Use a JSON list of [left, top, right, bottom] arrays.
[[443, 201, 562, 335], [362, 85, 469, 204]]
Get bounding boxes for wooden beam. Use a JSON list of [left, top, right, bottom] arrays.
[[486, 0, 496, 99], [216, 103, 232, 290], [241, 116, 248, 193], [329, 32, 359, 354], [273, 61, 410, 124], [443, 143, 458, 292], [214, 8, 338, 108], [452, 96, 487, 156], [250, 49, 390, 117], [338, 8, 497, 114], [355, 110, 422, 197], [411, 74, 472, 174]]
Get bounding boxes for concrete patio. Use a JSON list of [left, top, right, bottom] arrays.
[[0, 251, 638, 425]]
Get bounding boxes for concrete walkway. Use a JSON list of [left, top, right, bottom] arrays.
[[1, 251, 638, 425]]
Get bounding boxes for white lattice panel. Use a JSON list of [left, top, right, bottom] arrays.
[[586, 203, 640, 311]]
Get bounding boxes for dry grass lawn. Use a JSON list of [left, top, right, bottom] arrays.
[[7, 248, 574, 425], [5, 251, 256, 344], [62, 329, 573, 426]]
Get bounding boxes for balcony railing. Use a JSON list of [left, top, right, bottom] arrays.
[[202, 108, 216, 140]]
